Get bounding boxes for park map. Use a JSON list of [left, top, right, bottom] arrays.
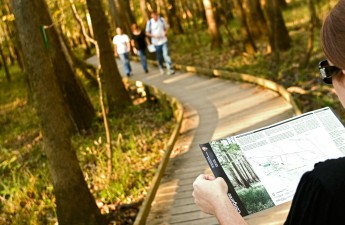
[[200, 107, 345, 216]]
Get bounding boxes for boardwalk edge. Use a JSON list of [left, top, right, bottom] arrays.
[[173, 64, 302, 116], [133, 85, 184, 225]]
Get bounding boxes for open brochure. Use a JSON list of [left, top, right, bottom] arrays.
[[199, 107, 345, 216]]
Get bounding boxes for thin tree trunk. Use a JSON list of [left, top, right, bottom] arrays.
[[244, 0, 268, 38], [233, 0, 257, 54], [303, 0, 319, 66], [140, 0, 150, 23], [121, 0, 136, 24], [95, 54, 113, 183], [108, 0, 121, 27], [86, 0, 132, 114], [0, 45, 11, 82], [114, 0, 134, 35], [10, 1, 107, 224], [69, 0, 98, 86], [202, 0, 223, 49], [38, 0, 96, 132], [264, 0, 291, 52], [69, 0, 113, 180], [168, 0, 184, 34]]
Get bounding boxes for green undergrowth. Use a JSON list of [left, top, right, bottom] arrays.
[[169, 0, 343, 120], [0, 66, 175, 224]]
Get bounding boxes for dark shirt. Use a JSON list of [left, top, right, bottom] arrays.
[[284, 157, 345, 225], [132, 30, 147, 50]]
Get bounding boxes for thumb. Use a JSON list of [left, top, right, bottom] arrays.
[[215, 177, 228, 191]]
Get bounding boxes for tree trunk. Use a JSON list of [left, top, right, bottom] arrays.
[[113, 0, 134, 35], [303, 0, 319, 66], [233, 0, 257, 54], [215, 1, 236, 46], [264, 0, 291, 51], [168, 0, 184, 34], [202, 0, 222, 49], [197, 0, 207, 26], [10, 1, 106, 224], [37, 0, 96, 132], [69, 0, 99, 87], [121, 0, 136, 25], [86, 0, 131, 114], [0, 44, 11, 82], [140, 0, 150, 24], [108, 0, 121, 27], [2, 0, 24, 69], [243, 0, 268, 38]]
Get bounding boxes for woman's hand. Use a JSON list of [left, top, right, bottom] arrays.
[[192, 174, 248, 225], [192, 174, 228, 215]]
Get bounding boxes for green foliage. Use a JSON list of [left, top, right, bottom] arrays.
[[237, 184, 274, 214], [169, 0, 343, 119], [0, 65, 175, 224], [74, 103, 174, 205]]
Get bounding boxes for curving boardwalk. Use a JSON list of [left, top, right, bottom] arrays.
[[87, 56, 295, 225]]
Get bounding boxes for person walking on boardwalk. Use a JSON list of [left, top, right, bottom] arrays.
[[145, 11, 174, 75], [113, 27, 132, 77], [131, 23, 149, 73], [192, 1, 345, 224]]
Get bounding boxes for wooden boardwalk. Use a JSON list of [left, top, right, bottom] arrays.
[[86, 56, 295, 225]]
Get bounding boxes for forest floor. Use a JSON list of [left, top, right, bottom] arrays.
[[2, 20, 345, 225], [0, 70, 175, 225], [168, 31, 344, 122], [111, 40, 344, 224]]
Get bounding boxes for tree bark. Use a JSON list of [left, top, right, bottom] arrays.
[[86, 0, 131, 114], [107, 0, 121, 27], [121, 0, 136, 25], [233, 0, 257, 54], [243, 0, 268, 38], [168, 0, 184, 34], [264, 0, 291, 51], [140, 0, 150, 24], [202, 0, 222, 49], [37, 0, 95, 132], [303, 0, 319, 66], [10, 1, 106, 224], [0, 44, 11, 82], [113, 0, 135, 35]]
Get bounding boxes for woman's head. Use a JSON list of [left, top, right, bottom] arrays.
[[131, 23, 138, 31], [321, 0, 345, 69], [321, 0, 345, 107]]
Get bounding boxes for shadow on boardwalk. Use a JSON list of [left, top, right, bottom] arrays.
[[86, 56, 295, 225]]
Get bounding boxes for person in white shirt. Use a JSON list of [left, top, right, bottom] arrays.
[[113, 27, 132, 77], [145, 11, 174, 75]]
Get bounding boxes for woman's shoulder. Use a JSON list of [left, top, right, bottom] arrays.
[[314, 157, 345, 172], [311, 157, 345, 197]]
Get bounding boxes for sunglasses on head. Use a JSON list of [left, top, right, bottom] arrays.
[[318, 60, 342, 84]]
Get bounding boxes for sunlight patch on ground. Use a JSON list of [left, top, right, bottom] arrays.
[[163, 72, 194, 84]]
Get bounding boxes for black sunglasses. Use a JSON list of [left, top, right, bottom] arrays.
[[318, 60, 341, 84]]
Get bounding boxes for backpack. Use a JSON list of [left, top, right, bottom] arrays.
[[147, 17, 166, 33]]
